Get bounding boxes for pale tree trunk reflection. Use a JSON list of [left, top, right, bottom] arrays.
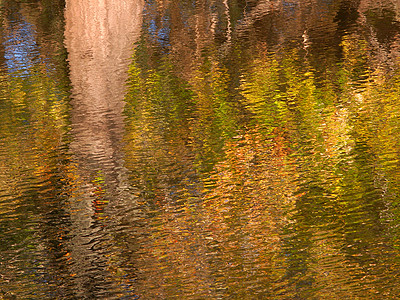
[[64, 0, 143, 297]]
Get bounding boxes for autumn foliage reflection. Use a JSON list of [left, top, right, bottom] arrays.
[[3, 0, 400, 298], [122, 0, 400, 298]]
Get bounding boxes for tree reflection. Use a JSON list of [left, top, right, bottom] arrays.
[[0, 1, 71, 297], [64, 0, 143, 298], [2, 0, 400, 298], [121, 0, 400, 298]]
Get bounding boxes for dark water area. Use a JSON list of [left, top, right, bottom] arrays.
[[1, 0, 400, 299]]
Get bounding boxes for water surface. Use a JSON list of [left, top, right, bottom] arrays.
[[1, 0, 400, 299]]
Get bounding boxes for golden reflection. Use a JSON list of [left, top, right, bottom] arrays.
[[0, 2, 70, 297], [122, 1, 400, 293], [2, 0, 400, 298]]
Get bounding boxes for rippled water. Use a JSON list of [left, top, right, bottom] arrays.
[[1, 0, 400, 299]]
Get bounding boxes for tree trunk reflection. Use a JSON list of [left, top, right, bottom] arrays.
[[64, 0, 143, 297]]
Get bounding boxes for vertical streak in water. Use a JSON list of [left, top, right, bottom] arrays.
[[223, 0, 232, 44], [64, 0, 143, 297]]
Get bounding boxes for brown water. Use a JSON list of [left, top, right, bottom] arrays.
[[1, 0, 400, 299]]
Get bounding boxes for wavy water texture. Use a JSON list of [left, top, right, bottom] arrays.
[[1, 0, 400, 299]]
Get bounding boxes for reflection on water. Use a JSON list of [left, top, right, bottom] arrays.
[[1, 0, 400, 298], [64, 0, 143, 298]]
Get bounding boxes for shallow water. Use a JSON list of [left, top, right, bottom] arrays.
[[1, 0, 400, 299]]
